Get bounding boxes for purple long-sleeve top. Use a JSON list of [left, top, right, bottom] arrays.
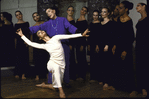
[[29, 17, 77, 43]]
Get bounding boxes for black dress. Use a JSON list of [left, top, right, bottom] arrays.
[[14, 22, 30, 77], [75, 20, 88, 80], [114, 17, 136, 92], [135, 17, 149, 93], [88, 22, 101, 81], [1, 23, 15, 66], [67, 20, 77, 80], [33, 27, 49, 78], [98, 21, 115, 85]]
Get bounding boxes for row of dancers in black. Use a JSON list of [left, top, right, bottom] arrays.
[[0, 0, 148, 97], [67, 1, 148, 97]]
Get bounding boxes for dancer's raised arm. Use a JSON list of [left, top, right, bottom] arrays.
[[54, 29, 90, 41], [16, 29, 45, 49]]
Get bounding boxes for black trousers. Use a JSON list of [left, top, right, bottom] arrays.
[[75, 44, 88, 80], [14, 44, 29, 76], [89, 45, 101, 81], [33, 48, 49, 78], [136, 49, 149, 93], [99, 49, 113, 85], [69, 44, 77, 80], [113, 48, 136, 93]]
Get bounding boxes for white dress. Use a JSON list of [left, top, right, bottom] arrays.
[[21, 33, 82, 88]]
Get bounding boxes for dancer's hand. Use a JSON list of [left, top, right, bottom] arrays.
[[121, 51, 127, 60], [16, 28, 24, 37], [80, 46, 83, 51], [104, 45, 109, 52], [112, 45, 116, 55], [96, 45, 99, 53], [82, 29, 90, 37]]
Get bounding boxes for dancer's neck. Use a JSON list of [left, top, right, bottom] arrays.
[[17, 19, 25, 24], [139, 11, 147, 21], [78, 15, 86, 21], [67, 15, 74, 21], [42, 36, 51, 42]]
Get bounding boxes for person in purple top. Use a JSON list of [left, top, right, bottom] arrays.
[[24, 6, 83, 86]]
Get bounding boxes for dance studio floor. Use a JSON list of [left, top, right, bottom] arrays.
[[1, 72, 146, 98]]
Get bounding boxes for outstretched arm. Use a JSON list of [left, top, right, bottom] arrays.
[[16, 29, 45, 49], [55, 29, 90, 40]]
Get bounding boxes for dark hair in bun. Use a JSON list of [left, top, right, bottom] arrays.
[[121, 1, 133, 14], [67, 5, 74, 11], [46, 6, 59, 16], [139, 3, 147, 13]]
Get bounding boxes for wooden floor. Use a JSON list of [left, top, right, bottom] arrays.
[[1, 74, 146, 98]]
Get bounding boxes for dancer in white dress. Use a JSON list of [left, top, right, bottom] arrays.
[[16, 28, 89, 98]]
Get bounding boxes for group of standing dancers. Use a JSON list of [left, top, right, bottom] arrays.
[[0, 0, 148, 98]]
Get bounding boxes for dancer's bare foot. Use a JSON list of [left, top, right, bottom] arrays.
[[15, 75, 19, 79], [89, 80, 96, 83], [48, 84, 55, 90], [130, 91, 138, 96], [103, 83, 108, 90], [108, 86, 115, 91], [36, 82, 46, 87], [22, 74, 26, 80], [142, 89, 147, 97], [35, 75, 39, 81], [59, 87, 66, 98], [22, 77, 26, 79], [60, 93, 66, 98], [99, 82, 103, 85], [36, 82, 55, 90]]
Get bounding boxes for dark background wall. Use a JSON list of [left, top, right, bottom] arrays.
[[37, 0, 120, 23], [147, 0, 149, 16], [37, 0, 88, 22]]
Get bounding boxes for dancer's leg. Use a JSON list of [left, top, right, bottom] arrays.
[[52, 64, 65, 98]]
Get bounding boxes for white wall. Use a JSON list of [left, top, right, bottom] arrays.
[[1, 0, 37, 26]]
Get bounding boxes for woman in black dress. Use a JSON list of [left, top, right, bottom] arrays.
[[88, 10, 101, 83], [114, 1, 137, 95], [32, 12, 49, 81], [14, 10, 30, 79], [135, 3, 148, 97], [66, 6, 77, 81], [0, 12, 15, 66], [99, 7, 116, 90], [75, 6, 88, 81]]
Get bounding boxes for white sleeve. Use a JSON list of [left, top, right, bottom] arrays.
[[54, 33, 82, 41], [21, 36, 45, 49]]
